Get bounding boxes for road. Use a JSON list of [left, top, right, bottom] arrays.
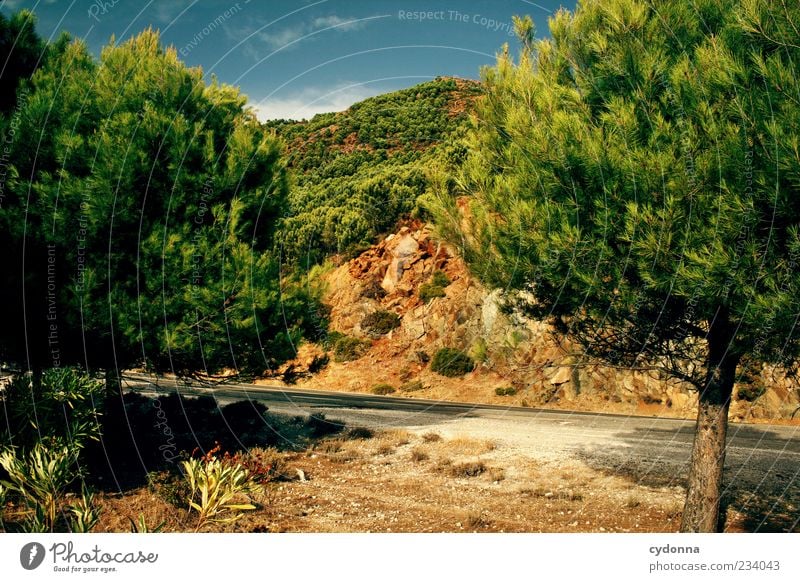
[[122, 373, 800, 512]]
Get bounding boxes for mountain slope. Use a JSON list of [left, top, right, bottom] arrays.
[[267, 77, 481, 264]]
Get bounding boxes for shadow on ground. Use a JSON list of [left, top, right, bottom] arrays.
[[84, 392, 345, 492], [575, 425, 800, 532]]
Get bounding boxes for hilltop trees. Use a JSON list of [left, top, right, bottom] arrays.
[[0, 27, 319, 378], [434, 0, 800, 531]]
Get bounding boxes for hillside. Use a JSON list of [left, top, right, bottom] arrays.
[[267, 77, 482, 264]]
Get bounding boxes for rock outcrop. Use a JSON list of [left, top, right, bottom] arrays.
[[267, 221, 800, 421]]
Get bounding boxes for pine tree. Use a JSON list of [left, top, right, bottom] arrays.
[[433, 0, 800, 532]]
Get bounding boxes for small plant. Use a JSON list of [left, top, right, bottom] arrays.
[[447, 461, 486, 478], [421, 432, 441, 443], [410, 448, 429, 462], [182, 446, 258, 530], [362, 310, 401, 337], [345, 427, 374, 440], [332, 335, 371, 362], [419, 271, 450, 303], [129, 514, 166, 533], [431, 348, 475, 377], [495, 386, 518, 396], [306, 413, 343, 438], [371, 383, 396, 395], [308, 353, 330, 374], [0, 442, 79, 531], [67, 486, 100, 533], [399, 380, 426, 392], [361, 279, 386, 299]]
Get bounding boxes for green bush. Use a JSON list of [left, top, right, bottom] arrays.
[[431, 348, 475, 377], [419, 271, 451, 303], [332, 335, 371, 362], [495, 387, 518, 396], [371, 384, 396, 395], [1, 368, 103, 451], [362, 310, 401, 337]]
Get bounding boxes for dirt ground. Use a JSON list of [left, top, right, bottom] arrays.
[[93, 428, 698, 533]]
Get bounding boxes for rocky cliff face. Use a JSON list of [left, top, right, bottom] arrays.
[[265, 221, 800, 421]]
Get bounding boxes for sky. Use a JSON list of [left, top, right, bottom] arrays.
[[1, 0, 574, 120]]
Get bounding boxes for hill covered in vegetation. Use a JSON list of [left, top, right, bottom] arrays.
[[267, 77, 482, 264]]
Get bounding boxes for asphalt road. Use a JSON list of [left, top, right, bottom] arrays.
[[119, 372, 800, 531], [122, 373, 800, 469]]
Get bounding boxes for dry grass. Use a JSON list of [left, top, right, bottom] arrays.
[[410, 448, 429, 462], [447, 461, 487, 478], [421, 432, 442, 443]]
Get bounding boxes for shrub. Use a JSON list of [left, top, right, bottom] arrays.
[[399, 380, 426, 392], [345, 427, 374, 440], [306, 413, 343, 438], [431, 348, 475, 377], [1, 368, 103, 451], [0, 442, 79, 531], [448, 461, 486, 478], [419, 271, 451, 303], [332, 335, 371, 362], [182, 448, 258, 530], [308, 353, 330, 373], [410, 448, 429, 462], [421, 432, 441, 443], [361, 279, 386, 299], [495, 387, 518, 396], [371, 384, 396, 395], [362, 310, 401, 337]]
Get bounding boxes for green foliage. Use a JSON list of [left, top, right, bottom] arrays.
[[419, 271, 451, 302], [433, 0, 800, 383], [362, 310, 401, 337], [495, 387, 518, 397], [370, 384, 396, 395], [332, 335, 371, 362], [1, 368, 103, 451], [0, 9, 45, 114], [430, 348, 475, 377], [0, 28, 317, 376], [270, 78, 481, 263]]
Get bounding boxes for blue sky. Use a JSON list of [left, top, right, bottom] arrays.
[[1, 0, 574, 119]]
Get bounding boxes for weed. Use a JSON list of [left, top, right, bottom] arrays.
[[421, 432, 442, 443], [129, 514, 166, 533], [465, 512, 491, 529], [410, 448, 429, 462], [495, 386, 518, 396], [448, 461, 487, 478]]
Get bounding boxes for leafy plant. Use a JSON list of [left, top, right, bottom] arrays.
[[1, 368, 103, 451], [495, 387, 517, 397], [399, 380, 426, 392], [67, 486, 100, 533], [430, 348, 475, 377], [0, 442, 79, 531], [362, 310, 401, 337], [129, 514, 166, 533], [182, 448, 258, 530]]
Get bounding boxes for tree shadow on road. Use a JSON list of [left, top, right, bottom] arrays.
[[575, 424, 799, 532]]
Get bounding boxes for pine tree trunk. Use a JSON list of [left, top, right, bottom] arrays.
[[680, 318, 739, 533]]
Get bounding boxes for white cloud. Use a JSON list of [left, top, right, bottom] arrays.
[[251, 84, 384, 121], [258, 13, 378, 51]]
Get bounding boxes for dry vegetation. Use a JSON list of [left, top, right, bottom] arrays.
[[89, 429, 698, 533]]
